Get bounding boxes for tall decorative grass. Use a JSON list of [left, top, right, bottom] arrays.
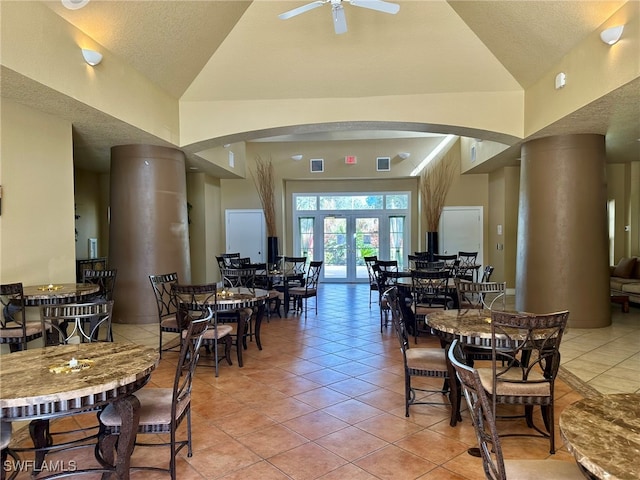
[[251, 156, 277, 237], [420, 151, 456, 232]]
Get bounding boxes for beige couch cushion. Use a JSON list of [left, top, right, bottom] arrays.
[[622, 282, 640, 295], [613, 257, 637, 278]]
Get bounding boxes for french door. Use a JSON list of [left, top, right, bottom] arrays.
[[293, 193, 410, 283], [322, 215, 380, 282]]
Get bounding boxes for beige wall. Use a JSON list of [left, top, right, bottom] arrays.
[[1, 100, 76, 285], [606, 162, 640, 262], [524, 2, 639, 137], [187, 172, 223, 284], [1, 2, 179, 145], [488, 169, 506, 284], [74, 169, 101, 260], [215, 139, 491, 266], [631, 162, 640, 257]]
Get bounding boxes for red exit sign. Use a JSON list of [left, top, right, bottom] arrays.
[[345, 155, 357, 165]]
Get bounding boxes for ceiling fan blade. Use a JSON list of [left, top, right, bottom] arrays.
[[349, 0, 400, 15], [333, 4, 348, 34], [278, 1, 326, 20]]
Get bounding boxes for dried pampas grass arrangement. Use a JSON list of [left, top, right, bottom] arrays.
[[420, 150, 456, 232], [251, 156, 277, 237]]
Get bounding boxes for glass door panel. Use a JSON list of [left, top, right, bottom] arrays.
[[299, 217, 314, 261], [323, 217, 347, 280], [355, 217, 379, 280], [389, 216, 405, 270]]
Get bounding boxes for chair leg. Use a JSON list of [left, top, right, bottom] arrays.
[[541, 405, 555, 454], [224, 337, 233, 365], [213, 336, 219, 377], [404, 374, 411, 417]]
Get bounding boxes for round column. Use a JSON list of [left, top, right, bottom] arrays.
[[516, 134, 610, 328], [109, 145, 191, 324]]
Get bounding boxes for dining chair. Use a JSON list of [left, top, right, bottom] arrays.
[[410, 269, 453, 341], [149, 272, 181, 358], [414, 260, 446, 271], [82, 268, 117, 301], [457, 251, 479, 281], [433, 254, 458, 272], [454, 279, 506, 311], [97, 312, 211, 480], [407, 254, 419, 271], [219, 252, 241, 266], [171, 283, 233, 377], [274, 256, 307, 313], [281, 256, 307, 284], [372, 263, 394, 332], [81, 269, 117, 340], [1, 420, 19, 480], [385, 287, 458, 424], [364, 255, 378, 308], [477, 310, 570, 454], [0, 282, 44, 352], [218, 267, 259, 350], [228, 256, 251, 268], [40, 300, 114, 345], [481, 265, 495, 282], [221, 266, 257, 290], [289, 261, 323, 320], [250, 262, 281, 317], [448, 339, 585, 480], [376, 259, 398, 278]]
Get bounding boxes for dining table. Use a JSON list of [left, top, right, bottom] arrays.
[[559, 393, 640, 480], [255, 268, 304, 317], [425, 307, 557, 427], [22, 283, 100, 306], [0, 342, 158, 479], [176, 286, 270, 367]]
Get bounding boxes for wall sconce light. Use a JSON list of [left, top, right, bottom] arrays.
[[600, 25, 624, 45], [291, 154, 303, 161], [81, 48, 102, 66], [398, 152, 411, 160]]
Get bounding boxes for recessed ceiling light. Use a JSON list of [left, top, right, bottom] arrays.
[[62, 0, 90, 10]]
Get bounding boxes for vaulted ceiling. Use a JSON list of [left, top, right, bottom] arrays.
[[6, 0, 639, 173]]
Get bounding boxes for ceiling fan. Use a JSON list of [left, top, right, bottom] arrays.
[[278, 0, 400, 35]]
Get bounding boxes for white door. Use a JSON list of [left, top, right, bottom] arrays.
[[225, 210, 266, 261], [439, 207, 483, 267]]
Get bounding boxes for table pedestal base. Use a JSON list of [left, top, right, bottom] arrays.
[[97, 394, 141, 480]]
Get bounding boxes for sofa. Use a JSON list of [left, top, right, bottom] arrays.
[[610, 256, 640, 306]]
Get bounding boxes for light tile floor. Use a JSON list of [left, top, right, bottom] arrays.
[[6, 284, 640, 479]]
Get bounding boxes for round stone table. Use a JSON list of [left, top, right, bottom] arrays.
[[559, 393, 640, 480]]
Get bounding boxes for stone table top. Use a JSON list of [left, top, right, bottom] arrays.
[[176, 287, 270, 311], [0, 342, 158, 419], [559, 393, 640, 480], [22, 283, 99, 306], [426, 309, 497, 346], [426, 309, 559, 348]]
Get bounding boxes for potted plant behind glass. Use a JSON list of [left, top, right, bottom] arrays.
[[251, 156, 278, 267], [420, 151, 456, 261]]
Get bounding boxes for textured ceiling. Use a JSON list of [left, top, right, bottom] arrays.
[[6, 0, 639, 174]]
